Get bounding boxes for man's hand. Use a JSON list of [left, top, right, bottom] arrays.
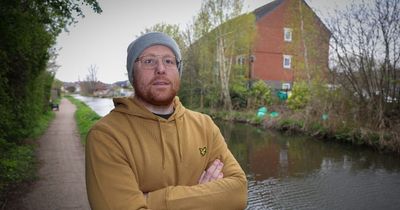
[[198, 159, 224, 184]]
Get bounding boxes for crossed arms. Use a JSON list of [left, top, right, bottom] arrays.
[[86, 128, 248, 210]]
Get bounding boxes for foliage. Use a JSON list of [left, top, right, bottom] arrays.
[[327, 0, 400, 129], [0, 110, 54, 203], [0, 0, 101, 143], [146, 1, 257, 112], [142, 23, 186, 53], [208, 0, 255, 110], [65, 96, 101, 144], [230, 73, 249, 109], [248, 80, 273, 109], [278, 118, 304, 132], [0, 140, 36, 197], [0, 0, 101, 202], [287, 81, 310, 110], [198, 108, 262, 125], [52, 78, 63, 90]]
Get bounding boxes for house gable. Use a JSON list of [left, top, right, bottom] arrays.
[[250, 0, 330, 90]]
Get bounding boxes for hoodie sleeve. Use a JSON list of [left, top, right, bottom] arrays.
[[146, 120, 248, 210], [86, 129, 148, 210]]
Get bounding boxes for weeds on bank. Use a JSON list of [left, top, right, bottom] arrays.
[[197, 108, 263, 125], [198, 107, 399, 153]]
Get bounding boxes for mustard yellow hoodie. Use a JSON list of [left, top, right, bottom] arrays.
[[85, 96, 248, 210]]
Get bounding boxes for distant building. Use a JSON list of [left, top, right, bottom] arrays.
[[248, 0, 331, 90]]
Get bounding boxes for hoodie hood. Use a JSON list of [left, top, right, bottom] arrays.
[[111, 96, 186, 168], [112, 96, 186, 120]]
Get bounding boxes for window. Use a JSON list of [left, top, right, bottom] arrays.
[[284, 28, 292, 42], [282, 83, 291, 90], [283, 55, 292, 69]]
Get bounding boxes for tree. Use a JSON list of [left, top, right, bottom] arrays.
[[203, 0, 241, 110], [328, 0, 400, 129], [80, 65, 99, 95], [0, 0, 101, 141], [142, 23, 185, 52], [179, 18, 208, 108], [197, 0, 256, 110], [189, 8, 218, 109]]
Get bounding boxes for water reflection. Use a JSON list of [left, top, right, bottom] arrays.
[[72, 94, 114, 116], [216, 120, 400, 209]]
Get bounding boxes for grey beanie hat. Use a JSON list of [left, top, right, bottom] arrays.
[[126, 32, 182, 85]]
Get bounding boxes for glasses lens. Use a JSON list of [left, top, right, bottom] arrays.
[[139, 55, 177, 69], [141, 56, 156, 68], [163, 56, 176, 66]]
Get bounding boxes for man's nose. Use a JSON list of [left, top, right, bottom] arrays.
[[155, 59, 166, 74]]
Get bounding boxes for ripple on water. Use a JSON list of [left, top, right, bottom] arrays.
[[246, 167, 400, 210]]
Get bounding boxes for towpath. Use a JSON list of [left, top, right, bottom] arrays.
[[8, 98, 90, 210]]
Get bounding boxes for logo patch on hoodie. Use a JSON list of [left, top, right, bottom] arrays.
[[199, 147, 207, 156]]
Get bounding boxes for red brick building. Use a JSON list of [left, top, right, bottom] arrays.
[[248, 0, 330, 90]]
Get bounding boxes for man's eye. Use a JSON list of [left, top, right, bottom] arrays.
[[164, 58, 175, 65], [143, 58, 155, 64]]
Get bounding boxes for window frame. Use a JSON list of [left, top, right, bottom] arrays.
[[284, 27, 293, 42], [283, 55, 292, 69]]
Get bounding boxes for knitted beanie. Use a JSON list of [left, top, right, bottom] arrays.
[[126, 32, 182, 85]]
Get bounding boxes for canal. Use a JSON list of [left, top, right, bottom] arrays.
[[73, 95, 400, 209]]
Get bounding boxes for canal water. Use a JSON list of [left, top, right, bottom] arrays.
[[73, 95, 400, 210]]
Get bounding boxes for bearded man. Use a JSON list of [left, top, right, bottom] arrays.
[[85, 32, 248, 210]]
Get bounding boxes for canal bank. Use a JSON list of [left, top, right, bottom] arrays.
[[72, 95, 400, 209], [200, 107, 400, 154]]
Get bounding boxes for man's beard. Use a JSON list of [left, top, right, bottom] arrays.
[[133, 77, 179, 106]]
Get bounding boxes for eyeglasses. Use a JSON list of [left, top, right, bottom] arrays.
[[135, 55, 180, 70]]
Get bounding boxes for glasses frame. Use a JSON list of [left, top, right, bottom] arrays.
[[134, 55, 180, 70]]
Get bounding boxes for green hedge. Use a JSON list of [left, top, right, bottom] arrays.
[[0, 110, 54, 203]]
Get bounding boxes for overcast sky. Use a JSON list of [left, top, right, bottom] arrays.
[[55, 0, 351, 84]]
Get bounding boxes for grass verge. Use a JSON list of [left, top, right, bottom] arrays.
[[0, 110, 55, 207], [65, 95, 101, 145]]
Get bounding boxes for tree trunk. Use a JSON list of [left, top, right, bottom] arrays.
[[217, 37, 232, 111]]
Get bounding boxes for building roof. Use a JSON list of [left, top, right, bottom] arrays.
[[253, 0, 284, 21], [253, 0, 331, 35]]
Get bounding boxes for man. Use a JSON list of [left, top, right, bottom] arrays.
[[85, 32, 248, 210]]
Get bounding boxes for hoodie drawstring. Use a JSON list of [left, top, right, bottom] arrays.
[[175, 118, 183, 163], [158, 119, 167, 169]]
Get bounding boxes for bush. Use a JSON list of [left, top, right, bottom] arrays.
[[287, 81, 310, 110], [0, 110, 54, 203], [248, 80, 273, 109], [0, 140, 36, 189]]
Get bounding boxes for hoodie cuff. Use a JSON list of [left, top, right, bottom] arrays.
[[147, 188, 168, 210]]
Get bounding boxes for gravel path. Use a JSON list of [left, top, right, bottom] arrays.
[[11, 98, 90, 210]]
